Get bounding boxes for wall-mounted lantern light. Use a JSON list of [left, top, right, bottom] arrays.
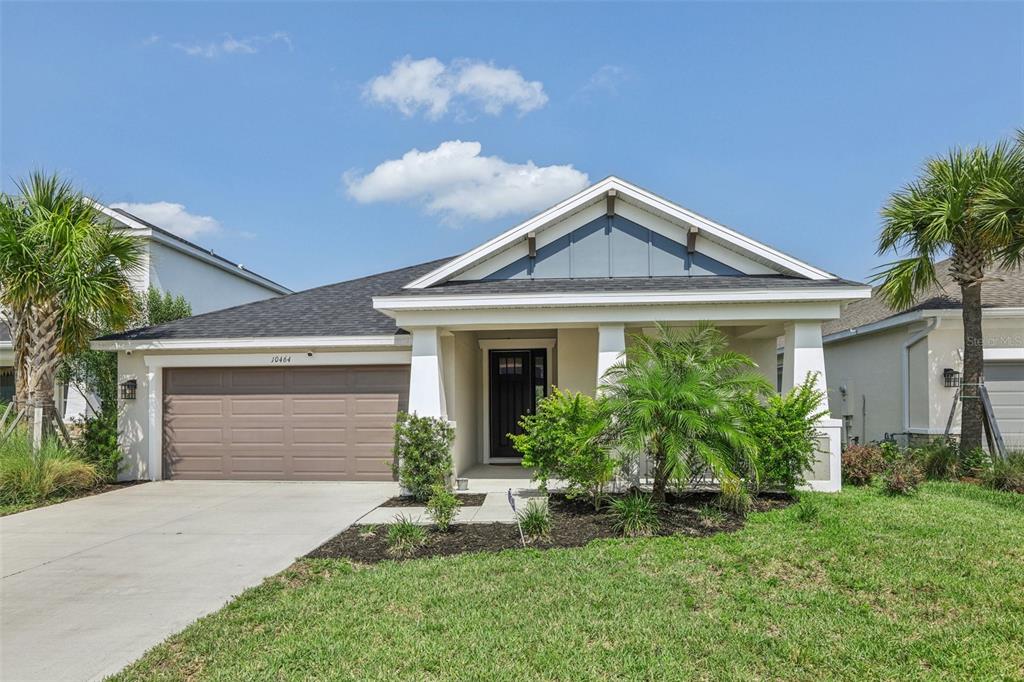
[[943, 368, 961, 388], [120, 379, 138, 400]]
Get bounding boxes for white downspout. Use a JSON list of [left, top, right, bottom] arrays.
[[902, 317, 939, 433]]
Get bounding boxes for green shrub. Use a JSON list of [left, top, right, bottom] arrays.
[[842, 444, 884, 486], [609, 492, 661, 537], [882, 456, 924, 496], [745, 375, 827, 493], [392, 412, 455, 502], [697, 504, 725, 525], [516, 499, 552, 542], [511, 388, 616, 510], [959, 447, 990, 477], [425, 485, 461, 531], [75, 408, 122, 482], [793, 495, 821, 523], [983, 451, 1024, 494], [0, 431, 99, 504], [386, 515, 427, 557], [914, 440, 960, 481], [717, 477, 753, 517]]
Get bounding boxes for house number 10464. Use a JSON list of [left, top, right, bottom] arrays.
[[270, 355, 292, 364]]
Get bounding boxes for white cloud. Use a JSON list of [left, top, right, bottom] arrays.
[[344, 140, 589, 222], [364, 57, 548, 120], [171, 32, 291, 59], [110, 201, 221, 239], [581, 65, 628, 96]]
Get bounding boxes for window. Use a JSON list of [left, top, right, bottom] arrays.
[[0, 368, 14, 404]]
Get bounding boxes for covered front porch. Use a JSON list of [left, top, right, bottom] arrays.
[[402, 319, 841, 492]]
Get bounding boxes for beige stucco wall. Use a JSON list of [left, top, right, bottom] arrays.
[[448, 331, 480, 477], [728, 336, 778, 386], [823, 326, 908, 443], [556, 328, 598, 394]]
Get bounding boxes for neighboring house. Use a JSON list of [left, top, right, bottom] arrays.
[[820, 260, 1024, 449], [94, 177, 871, 491], [0, 201, 291, 415]]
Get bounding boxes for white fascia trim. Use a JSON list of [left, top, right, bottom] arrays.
[[404, 176, 835, 288], [375, 286, 871, 312], [823, 306, 1024, 345], [91, 334, 410, 352], [985, 348, 1024, 361], [90, 200, 291, 295]]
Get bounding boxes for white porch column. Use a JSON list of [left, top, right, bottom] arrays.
[[596, 323, 626, 386], [408, 326, 446, 418], [782, 321, 841, 492]]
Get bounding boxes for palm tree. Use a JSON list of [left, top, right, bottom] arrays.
[[875, 135, 1024, 452], [603, 323, 772, 503], [0, 172, 143, 444]]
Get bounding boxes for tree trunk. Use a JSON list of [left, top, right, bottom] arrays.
[[960, 280, 985, 453], [651, 452, 669, 504], [24, 301, 62, 448]]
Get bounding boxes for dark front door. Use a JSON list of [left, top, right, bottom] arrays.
[[489, 349, 547, 459]]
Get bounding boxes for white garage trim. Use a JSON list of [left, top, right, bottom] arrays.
[[93, 334, 409, 352], [138, 350, 412, 481], [985, 348, 1024, 361]]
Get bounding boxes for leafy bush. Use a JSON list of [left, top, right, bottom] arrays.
[[983, 451, 1024, 494], [745, 375, 827, 493], [914, 440, 960, 481], [959, 447, 990, 477], [425, 485, 461, 531], [511, 388, 616, 510], [882, 456, 924, 496], [392, 412, 455, 501], [516, 499, 552, 542], [717, 477, 753, 517], [75, 408, 122, 482], [793, 495, 821, 523], [0, 431, 99, 504], [842, 444, 884, 486], [386, 515, 427, 557], [609, 492, 661, 537]]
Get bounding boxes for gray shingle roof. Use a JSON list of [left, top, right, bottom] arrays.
[[382, 275, 864, 297], [98, 258, 451, 341], [823, 259, 1024, 337]]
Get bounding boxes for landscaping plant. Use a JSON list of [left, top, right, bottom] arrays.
[[0, 430, 99, 505], [697, 504, 725, 525], [841, 444, 884, 486], [425, 485, 461, 531], [874, 131, 1024, 453], [511, 387, 615, 509], [392, 412, 455, 501], [609, 492, 661, 537], [516, 499, 552, 542], [717, 477, 753, 518], [385, 515, 427, 557], [793, 494, 822, 523], [914, 439, 960, 481], [745, 374, 827, 493], [882, 456, 925, 496], [983, 450, 1024, 494], [603, 323, 771, 503]]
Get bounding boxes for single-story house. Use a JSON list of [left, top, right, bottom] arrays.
[[821, 259, 1024, 449], [0, 201, 290, 411], [94, 177, 872, 491]]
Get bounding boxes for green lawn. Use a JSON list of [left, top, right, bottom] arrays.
[[113, 483, 1024, 681]]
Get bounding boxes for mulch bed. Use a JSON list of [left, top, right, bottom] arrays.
[[378, 493, 488, 508], [307, 491, 792, 564], [0, 480, 148, 517]]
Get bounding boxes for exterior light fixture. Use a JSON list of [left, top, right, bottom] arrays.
[[120, 379, 138, 400], [943, 368, 961, 388]]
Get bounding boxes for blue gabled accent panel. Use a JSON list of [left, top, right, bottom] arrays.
[[481, 214, 745, 280]]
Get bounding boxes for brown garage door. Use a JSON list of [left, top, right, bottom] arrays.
[[163, 366, 409, 480]]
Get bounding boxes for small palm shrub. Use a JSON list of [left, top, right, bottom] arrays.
[[793, 495, 821, 523], [983, 451, 1024, 494], [609, 492, 661, 537], [0, 432, 99, 504], [882, 457, 924, 496], [386, 515, 427, 557], [915, 440, 960, 481], [745, 375, 827, 493], [425, 485, 461, 531], [717, 477, 753, 517], [516, 499, 552, 542], [392, 413, 455, 501], [842, 444, 884, 486], [511, 388, 616, 509]]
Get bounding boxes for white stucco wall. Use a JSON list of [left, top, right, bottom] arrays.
[[147, 241, 280, 314]]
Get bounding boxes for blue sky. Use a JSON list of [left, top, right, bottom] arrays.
[[3, 2, 1021, 291]]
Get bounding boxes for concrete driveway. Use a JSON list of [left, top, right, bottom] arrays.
[[0, 480, 395, 682]]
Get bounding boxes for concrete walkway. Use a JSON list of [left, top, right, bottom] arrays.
[[0, 480, 396, 682]]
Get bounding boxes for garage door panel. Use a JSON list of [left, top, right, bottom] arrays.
[[163, 366, 407, 480], [985, 361, 1024, 449]]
